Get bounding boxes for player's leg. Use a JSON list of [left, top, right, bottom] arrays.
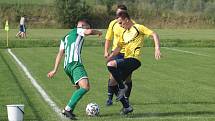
[[106, 53, 124, 106], [116, 58, 141, 101], [106, 74, 118, 106], [118, 58, 141, 114], [20, 25, 25, 38], [107, 59, 127, 101], [124, 74, 132, 103], [16, 25, 22, 37], [63, 63, 89, 119], [107, 59, 136, 114], [65, 78, 89, 112], [16, 31, 21, 37], [23, 26, 27, 38], [63, 78, 89, 119]]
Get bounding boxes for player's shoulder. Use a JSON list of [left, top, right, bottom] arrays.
[[131, 19, 136, 24], [62, 28, 77, 40], [133, 24, 148, 30], [110, 19, 117, 24], [109, 19, 118, 27], [68, 28, 78, 35]]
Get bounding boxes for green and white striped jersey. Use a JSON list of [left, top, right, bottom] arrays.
[[59, 28, 85, 68]]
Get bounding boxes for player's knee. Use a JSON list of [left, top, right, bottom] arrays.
[[83, 86, 90, 91], [78, 78, 90, 91], [107, 60, 117, 67], [109, 79, 117, 86]]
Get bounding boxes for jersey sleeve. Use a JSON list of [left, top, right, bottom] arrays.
[[105, 20, 117, 41], [59, 40, 64, 51], [77, 28, 86, 36], [139, 25, 153, 37]]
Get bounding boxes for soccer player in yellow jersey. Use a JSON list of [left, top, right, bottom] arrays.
[[104, 5, 134, 106], [106, 11, 161, 114]]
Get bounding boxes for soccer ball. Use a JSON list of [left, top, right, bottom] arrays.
[[85, 103, 100, 116]]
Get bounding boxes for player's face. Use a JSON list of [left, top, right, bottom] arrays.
[[117, 17, 128, 29]]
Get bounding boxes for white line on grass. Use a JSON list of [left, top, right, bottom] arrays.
[[163, 47, 211, 57], [7, 49, 65, 120]]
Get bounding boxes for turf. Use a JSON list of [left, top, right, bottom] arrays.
[[1, 46, 214, 121], [1, 29, 215, 48], [0, 49, 61, 121], [1, 29, 215, 41]]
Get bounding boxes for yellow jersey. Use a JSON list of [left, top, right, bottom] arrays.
[[118, 24, 153, 61], [105, 19, 125, 53]]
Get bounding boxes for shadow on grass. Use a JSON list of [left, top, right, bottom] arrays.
[[132, 101, 215, 105], [127, 111, 215, 118], [99, 102, 215, 118]]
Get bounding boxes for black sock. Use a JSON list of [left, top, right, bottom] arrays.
[[120, 96, 129, 108], [113, 85, 119, 96], [107, 66, 125, 89], [125, 81, 132, 98], [108, 80, 114, 100]]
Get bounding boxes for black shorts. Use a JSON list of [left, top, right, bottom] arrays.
[[116, 58, 141, 80], [111, 52, 124, 60], [19, 25, 26, 32]]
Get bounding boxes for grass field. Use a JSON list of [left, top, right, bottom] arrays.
[[0, 46, 215, 121], [1, 29, 215, 41], [1, 29, 215, 48], [0, 28, 215, 120]]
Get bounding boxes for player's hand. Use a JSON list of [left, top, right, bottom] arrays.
[[98, 31, 102, 37], [104, 51, 109, 59], [47, 70, 56, 78], [155, 48, 161, 60], [106, 55, 112, 63]]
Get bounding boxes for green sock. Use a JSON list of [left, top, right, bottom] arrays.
[[67, 88, 88, 112]]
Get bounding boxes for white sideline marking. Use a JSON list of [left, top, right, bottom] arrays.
[[7, 49, 65, 119], [126, 116, 215, 120], [163, 47, 210, 57]]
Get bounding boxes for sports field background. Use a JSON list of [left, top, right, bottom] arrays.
[[0, 28, 215, 121]]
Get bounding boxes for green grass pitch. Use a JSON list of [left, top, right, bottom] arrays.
[[0, 46, 215, 121]]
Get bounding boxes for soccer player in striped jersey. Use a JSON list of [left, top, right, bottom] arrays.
[[106, 12, 161, 114], [104, 4, 135, 106], [47, 19, 102, 120]]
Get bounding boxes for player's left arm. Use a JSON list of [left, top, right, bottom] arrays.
[[139, 25, 161, 60], [151, 32, 161, 60]]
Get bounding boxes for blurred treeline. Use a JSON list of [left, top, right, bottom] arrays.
[[0, 0, 215, 29]]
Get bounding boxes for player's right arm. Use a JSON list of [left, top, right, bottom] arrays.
[[106, 37, 123, 62], [104, 20, 116, 58], [47, 40, 64, 78]]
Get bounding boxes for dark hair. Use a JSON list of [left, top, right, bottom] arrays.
[[117, 11, 130, 20], [78, 19, 89, 24], [117, 4, 127, 11]]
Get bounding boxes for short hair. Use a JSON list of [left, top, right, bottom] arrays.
[[77, 19, 90, 28], [78, 19, 89, 24], [117, 11, 130, 20], [117, 4, 127, 11]]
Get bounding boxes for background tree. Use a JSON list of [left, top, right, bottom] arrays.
[[55, 0, 90, 28]]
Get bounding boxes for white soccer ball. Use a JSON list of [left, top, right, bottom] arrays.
[[86, 103, 100, 116]]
